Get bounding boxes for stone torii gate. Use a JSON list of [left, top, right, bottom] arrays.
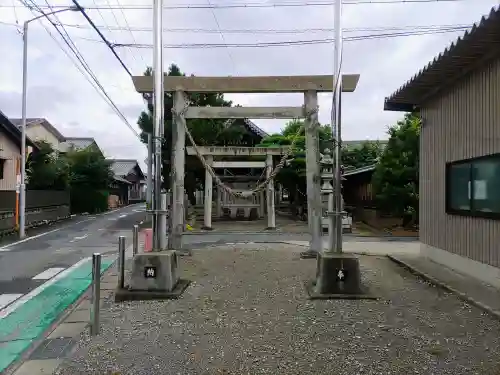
[[132, 74, 360, 251], [186, 145, 289, 230]]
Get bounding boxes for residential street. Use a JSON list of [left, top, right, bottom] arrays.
[[0, 203, 419, 312], [0, 204, 147, 310]]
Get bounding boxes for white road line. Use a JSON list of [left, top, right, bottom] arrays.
[[0, 257, 91, 319], [0, 294, 23, 310], [69, 234, 89, 243], [0, 218, 94, 252], [119, 214, 128, 218], [32, 267, 66, 280], [0, 205, 141, 252]]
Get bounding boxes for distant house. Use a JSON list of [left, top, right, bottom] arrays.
[[384, 6, 500, 287], [10, 118, 65, 154], [341, 164, 395, 228], [342, 164, 377, 209], [0, 111, 38, 191], [59, 137, 104, 156], [109, 159, 145, 204]]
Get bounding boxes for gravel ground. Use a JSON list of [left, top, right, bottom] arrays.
[[56, 243, 500, 375]]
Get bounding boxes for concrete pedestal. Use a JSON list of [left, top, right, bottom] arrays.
[[305, 252, 376, 300], [300, 249, 318, 259], [115, 251, 190, 302]]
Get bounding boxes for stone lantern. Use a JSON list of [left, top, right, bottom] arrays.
[[319, 148, 350, 233]]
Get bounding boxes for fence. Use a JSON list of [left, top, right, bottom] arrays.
[[0, 190, 70, 234]]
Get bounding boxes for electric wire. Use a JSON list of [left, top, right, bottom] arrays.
[[19, 0, 140, 138], [0, 19, 474, 35], [113, 0, 147, 66], [110, 27, 474, 49], [69, 0, 133, 77], [206, 0, 237, 73], [0, 0, 477, 11]]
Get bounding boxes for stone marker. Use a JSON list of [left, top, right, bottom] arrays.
[[305, 252, 377, 300], [114, 251, 190, 302]]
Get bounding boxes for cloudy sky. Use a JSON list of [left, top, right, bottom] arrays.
[[0, 0, 498, 168]]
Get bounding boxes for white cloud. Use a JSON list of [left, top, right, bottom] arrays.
[[0, 0, 498, 170]]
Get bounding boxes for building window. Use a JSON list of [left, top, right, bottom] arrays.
[[446, 154, 500, 219], [0, 158, 5, 179]]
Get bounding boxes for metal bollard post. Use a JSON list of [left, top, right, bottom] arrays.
[[90, 253, 101, 336], [118, 236, 125, 289], [133, 225, 139, 256]]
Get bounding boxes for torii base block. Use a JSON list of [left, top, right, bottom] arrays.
[[114, 251, 190, 302], [305, 252, 376, 300]]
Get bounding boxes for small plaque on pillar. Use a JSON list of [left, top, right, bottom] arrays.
[[336, 269, 347, 282], [144, 266, 157, 278]]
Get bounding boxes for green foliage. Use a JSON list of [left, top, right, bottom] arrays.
[[342, 141, 383, 170], [371, 113, 420, 226], [26, 142, 112, 214], [26, 141, 69, 190], [65, 148, 113, 214], [258, 120, 383, 207]]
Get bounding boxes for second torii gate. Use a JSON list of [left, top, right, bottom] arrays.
[[186, 145, 289, 230]]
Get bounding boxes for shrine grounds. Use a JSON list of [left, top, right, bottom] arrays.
[[53, 243, 500, 375]]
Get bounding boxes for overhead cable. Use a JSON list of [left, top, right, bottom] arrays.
[[0, 0, 472, 11], [20, 0, 140, 139]]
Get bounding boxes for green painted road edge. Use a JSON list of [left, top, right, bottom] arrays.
[[0, 258, 115, 374]]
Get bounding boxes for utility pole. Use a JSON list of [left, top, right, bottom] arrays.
[[146, 133, 153, 210], [19, 6, 79, 239], [152, 0, 166, 251], [19, 20, 28, 239], [328, 0, 343, 253]]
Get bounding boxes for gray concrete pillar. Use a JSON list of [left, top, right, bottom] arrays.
[[216, 187, 222, 217], [203, 155, 213, 229], [266, 154, 276, 229], [170, 90, 186, 250], [259, 190, 265, 218], [304, 90, 322, 253]]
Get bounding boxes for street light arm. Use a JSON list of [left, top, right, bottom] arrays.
[[25, 6, 79, 25], [18, 4, 79, 239]]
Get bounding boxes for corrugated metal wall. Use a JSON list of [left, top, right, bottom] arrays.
[[420, 57, 500, 268]]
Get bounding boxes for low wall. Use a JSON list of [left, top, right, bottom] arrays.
[[0, 190, 70, 235], [353, 207, 401, 229]]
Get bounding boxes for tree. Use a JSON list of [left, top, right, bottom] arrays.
[[259, 119, 386, 216], [65, 148, 114, 214], [137, 64, 239, 204], [371, 113, 420, 227], [257, 120, 333, 215], [342, 141, 384, 170], [26, 141, 68, 190]]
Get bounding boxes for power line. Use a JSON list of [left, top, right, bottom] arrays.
[[112, 0, 147, 66], [205, 0, 237, 73], [0, 19, 473, 34], [102, 27, 472, 49], [19, 0, 141, 139], [70, 0, 133, 77], [2, 17, 468, 49], [0, 0, 473, 11]]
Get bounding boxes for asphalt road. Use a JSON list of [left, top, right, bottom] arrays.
[[0, 204, 147, 303], [0, 204, 417, 308]]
